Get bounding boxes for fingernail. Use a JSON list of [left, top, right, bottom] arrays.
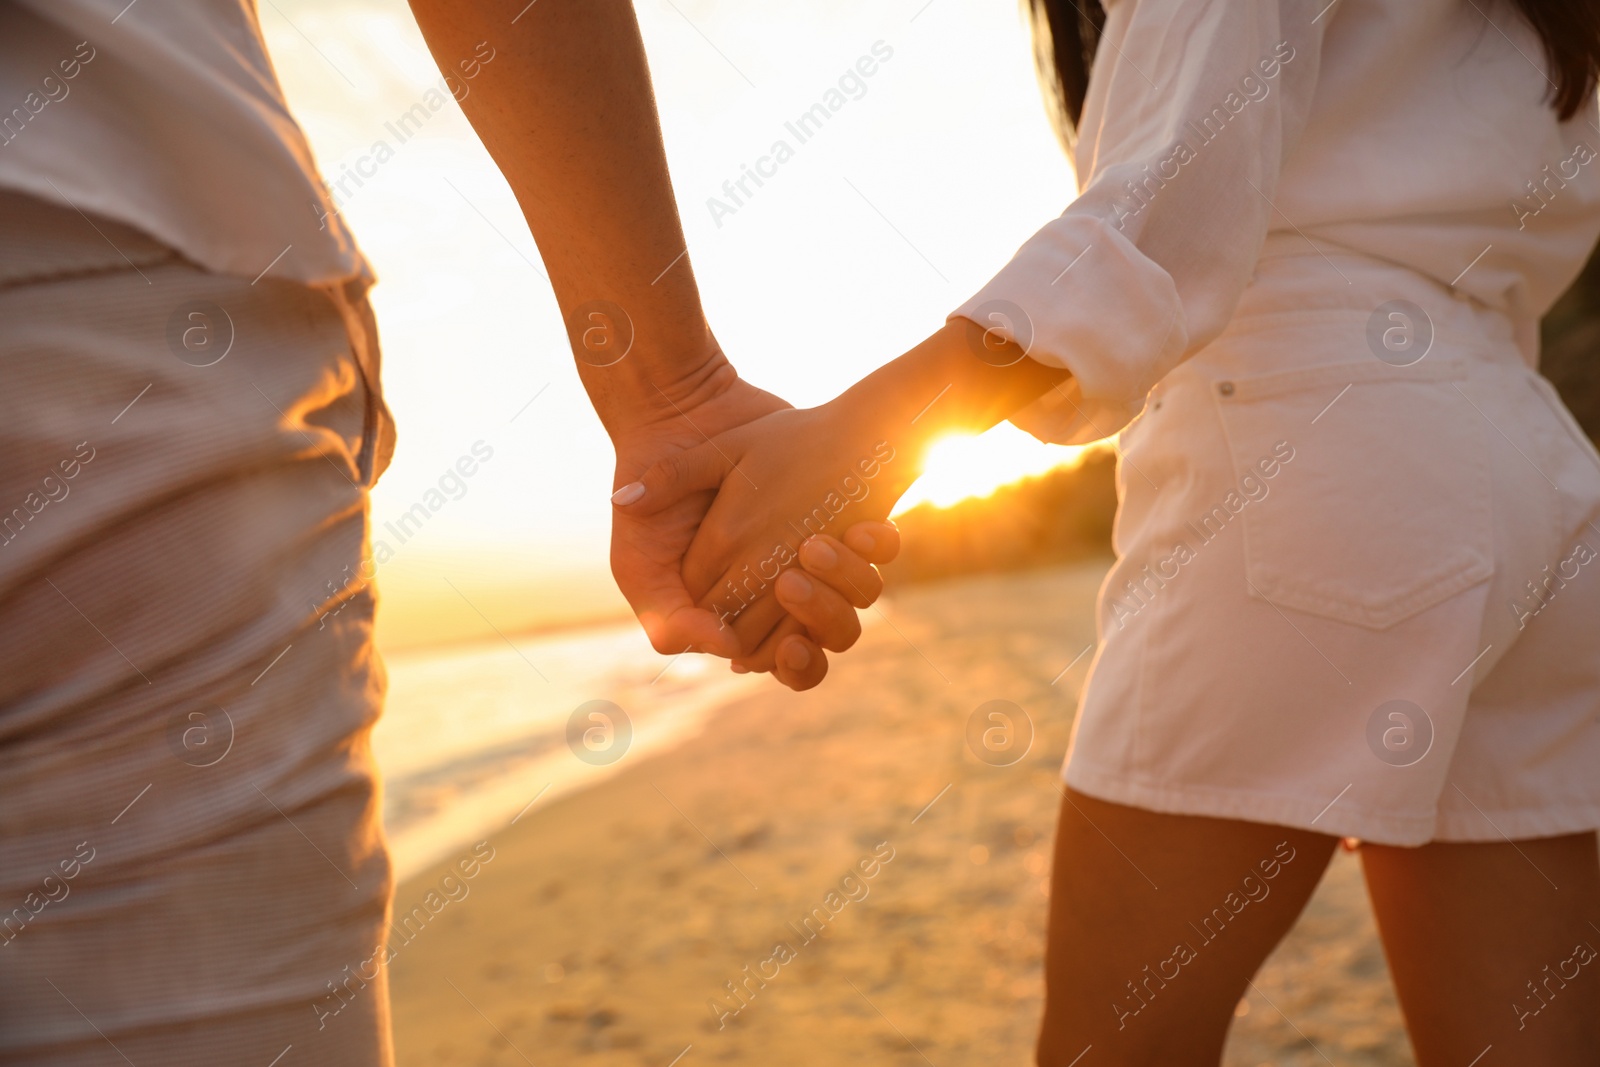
[[801, 538, 838, 570], [782, 641, 811, 671], [853, 528, 877, 553], [780, 570, 814, 601], [731, 663, 750, 674], [610, 482, 645, 506]]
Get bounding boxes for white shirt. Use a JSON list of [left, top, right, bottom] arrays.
[[956, 0, 1600, 444], [0, 0, 365, 287]]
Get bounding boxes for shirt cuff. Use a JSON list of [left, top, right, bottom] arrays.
[[948, 212, 1188, 445]]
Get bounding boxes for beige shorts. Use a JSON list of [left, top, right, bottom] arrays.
[[0, 192, 396, 1065], [1067, 244, 1600, 846]]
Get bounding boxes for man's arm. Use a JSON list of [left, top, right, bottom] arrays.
[[406, 0, 723, 426], [404, 0, 898, 686]]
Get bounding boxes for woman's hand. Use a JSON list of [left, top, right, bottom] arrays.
[[732, 523, 902, 688], [764, 522, 902, 688]]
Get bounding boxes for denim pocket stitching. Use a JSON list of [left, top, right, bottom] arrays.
[[1219, 358, 1468, 403], [1214, 364, 1494, 631]]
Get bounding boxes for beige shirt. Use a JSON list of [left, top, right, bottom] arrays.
[[0, 0, 367, 287], [957, 0, 1600, 444]]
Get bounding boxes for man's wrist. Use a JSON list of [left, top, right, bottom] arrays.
[[579, 331, 736, 440]]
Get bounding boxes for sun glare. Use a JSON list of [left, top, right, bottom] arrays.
[[892, 424, 1090, 515]]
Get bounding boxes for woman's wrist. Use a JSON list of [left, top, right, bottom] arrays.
[[829, 319, 1073, 489]]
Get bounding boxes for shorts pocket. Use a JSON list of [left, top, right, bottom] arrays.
[[1213, 359, 1493, 630]]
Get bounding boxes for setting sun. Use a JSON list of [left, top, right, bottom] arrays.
[[894, 423, 1093, 513]]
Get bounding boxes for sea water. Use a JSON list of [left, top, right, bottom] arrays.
[[372, 622, 762, 882]]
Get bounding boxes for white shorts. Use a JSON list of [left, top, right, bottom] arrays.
[[1066, 242, 1600, 846]]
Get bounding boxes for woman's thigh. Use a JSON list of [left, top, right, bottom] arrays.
[[1361, 834, 1600, 1066], [1037, 788, 1338, 1066]]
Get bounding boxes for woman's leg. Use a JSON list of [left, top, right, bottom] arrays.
[[1036, 787, 1338, 1066], [1361, 833, 1600, 1065]]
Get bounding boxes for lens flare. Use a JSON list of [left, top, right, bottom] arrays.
[[893, 423, 1090, 514]]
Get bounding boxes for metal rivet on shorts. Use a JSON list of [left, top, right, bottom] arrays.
[[1217, 381, 1235, 397]]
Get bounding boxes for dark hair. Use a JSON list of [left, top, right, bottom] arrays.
[[1026, 0, 1600, 143]]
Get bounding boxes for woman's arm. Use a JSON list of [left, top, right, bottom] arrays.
[[960, 0, 1327, 446]]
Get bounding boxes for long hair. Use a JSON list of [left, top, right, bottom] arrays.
[[1025, 0, 1600, 143]]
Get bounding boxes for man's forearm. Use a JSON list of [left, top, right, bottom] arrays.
[[407, 0, 726, 433]]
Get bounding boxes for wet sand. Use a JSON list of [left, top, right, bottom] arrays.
[[387, 561, 1414, 1066]]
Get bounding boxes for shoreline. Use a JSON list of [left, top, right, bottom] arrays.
[[373, 620, 769, 884]]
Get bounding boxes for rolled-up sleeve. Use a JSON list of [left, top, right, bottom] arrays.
[[952, 0, 1325, 444]]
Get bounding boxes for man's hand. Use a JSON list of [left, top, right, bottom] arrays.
[[609, 368, 901, 690], [606, 372, 788, 658], [617, 396, 914, 673]]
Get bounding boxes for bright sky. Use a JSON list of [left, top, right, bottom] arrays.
[[263, 0, 1083, 647]]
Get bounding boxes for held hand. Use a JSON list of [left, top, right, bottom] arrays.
[[612, 319, 1063, 688], [607, 374, 787, 658], [608, 377, 901, 688], [733, 523, 902, 690], [617, 396, 914, 679]]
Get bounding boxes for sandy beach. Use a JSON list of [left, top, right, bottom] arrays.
[[387, 561, 1414, 1066]]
